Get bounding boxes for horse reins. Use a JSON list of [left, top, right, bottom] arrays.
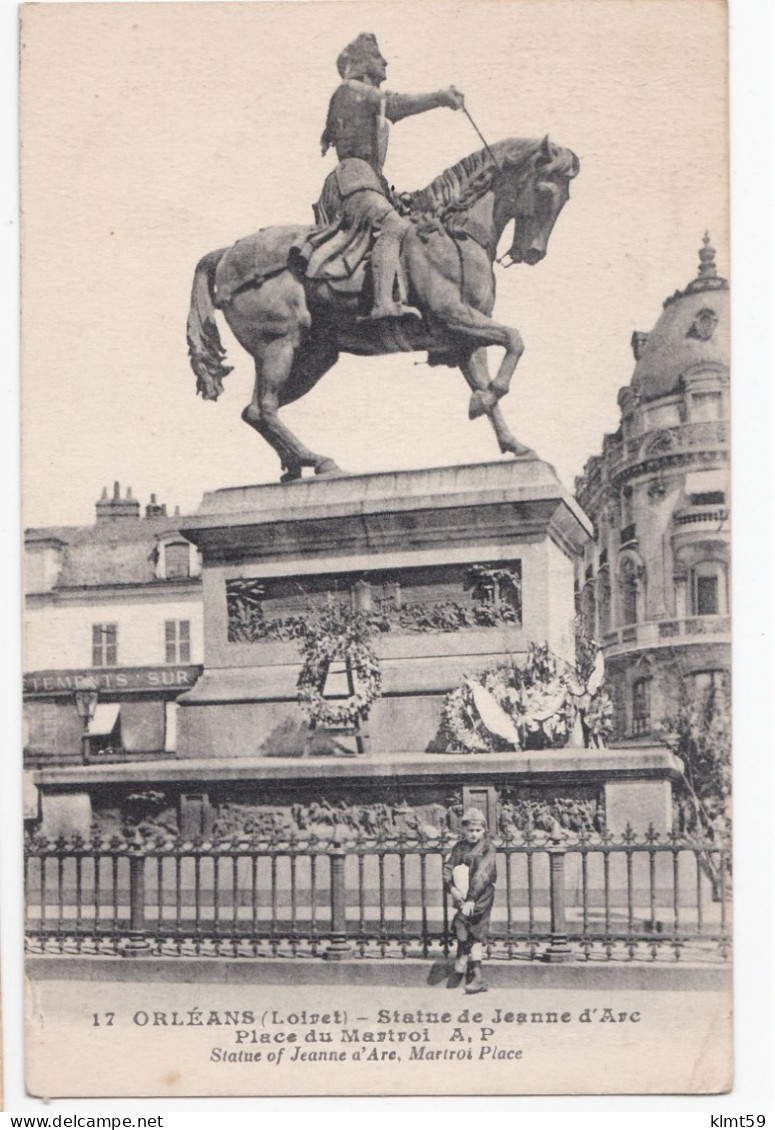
[[460, 101, 518, 269], [461, 103, 500, 172]]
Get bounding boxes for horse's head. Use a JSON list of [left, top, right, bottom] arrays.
[[497, 136, 579, 267]]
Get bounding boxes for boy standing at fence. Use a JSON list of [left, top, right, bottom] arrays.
[[443, 808, 497, 993]]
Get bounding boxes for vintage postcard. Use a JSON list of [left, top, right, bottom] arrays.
[[19, 0, 732, 1099]]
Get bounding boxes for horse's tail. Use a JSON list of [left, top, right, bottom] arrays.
[[186, 248, 233, 401]]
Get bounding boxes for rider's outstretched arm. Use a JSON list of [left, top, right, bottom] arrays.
[[385, 87, 464, 121]]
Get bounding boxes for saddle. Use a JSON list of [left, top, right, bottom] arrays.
[[213, 204, 423, 312], [214, 221, 385, 318]]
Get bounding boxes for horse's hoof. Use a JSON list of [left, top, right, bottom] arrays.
[[280, 466, 302, 483], [504, 443, 536, 459], [314, 458, 343, 477], [469, 390, 498, 419]]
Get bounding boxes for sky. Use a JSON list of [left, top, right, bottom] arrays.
[[21, 0, 728, 528]]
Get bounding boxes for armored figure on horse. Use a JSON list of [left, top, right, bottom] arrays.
[[187, 33, 579, 481]]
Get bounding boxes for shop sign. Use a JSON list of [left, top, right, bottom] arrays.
[[23, 665, 202, 696]]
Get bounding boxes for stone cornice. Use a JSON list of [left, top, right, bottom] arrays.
[[33, 746, 685, 788], [25, 578, 202, 606], [183, 460, 593, 566]]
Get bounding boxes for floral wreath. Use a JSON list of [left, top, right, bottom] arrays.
[[296, 608, 382, 729], [440, 644, 572, 753]]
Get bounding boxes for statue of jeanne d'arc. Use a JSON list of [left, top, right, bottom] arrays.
[[291, 32, 465, 318]]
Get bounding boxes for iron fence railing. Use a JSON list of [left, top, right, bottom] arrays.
[[24, 828, 731, 963]]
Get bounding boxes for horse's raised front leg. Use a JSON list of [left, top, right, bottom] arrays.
[[460, 348, 535, 458], [243, 337, 340, 481], [424, 295, 524, 419]]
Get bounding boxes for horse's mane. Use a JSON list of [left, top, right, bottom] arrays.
[[409, 137, 579, 220]]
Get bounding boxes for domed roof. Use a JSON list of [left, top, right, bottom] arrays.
[[630, 235, 729, 403]]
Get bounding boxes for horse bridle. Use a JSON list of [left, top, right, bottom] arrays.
[[497, 173, 564, 268]]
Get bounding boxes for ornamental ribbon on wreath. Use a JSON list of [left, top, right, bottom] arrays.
[[296, 606, 382, 729]]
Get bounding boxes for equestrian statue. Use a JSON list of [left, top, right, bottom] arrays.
[[187, 32, 579, 481]]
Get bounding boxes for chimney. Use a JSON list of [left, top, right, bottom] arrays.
[[145, 492, 168, 519], [95, 481, 141, 523]]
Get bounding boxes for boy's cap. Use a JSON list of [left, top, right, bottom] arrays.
[[461, 808, 487, 826]]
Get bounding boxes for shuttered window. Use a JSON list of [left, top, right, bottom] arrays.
[[92, 623, 117, 667], [165, 619, 191, 663]]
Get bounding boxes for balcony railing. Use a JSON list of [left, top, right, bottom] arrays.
[[682, 615, 731, 636], [611, 422, 730, 480], [673, 508, 730, 528], [603, 616, 731, 650]]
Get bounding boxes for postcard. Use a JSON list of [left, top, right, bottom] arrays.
[[20, 0, 731, 1098]]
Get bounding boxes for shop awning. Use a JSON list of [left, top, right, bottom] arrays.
[[89, 702, 120, 737]]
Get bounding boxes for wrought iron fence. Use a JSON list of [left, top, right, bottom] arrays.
[[24, 827, 731, 963]]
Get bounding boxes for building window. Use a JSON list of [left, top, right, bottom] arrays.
[[620, 559, 640, 625], [632, 678, 651, 736], [696, 575, 719, 616], [165, 620, 191, 663], [611, 683, 626, 742], [692, 669, 726, 694], [164, 701, 178, 752], [691, 563, 727, 617], [691, 391, 723, 421], [92, 623, 117, 667], [597, 571, 611, 635], [623, 584, 637, 624], [24, 702, 62, 754], [581, 584, 596, 639], [164, 542, 190, 579]]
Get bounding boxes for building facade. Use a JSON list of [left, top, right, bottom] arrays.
[[24, 483, 203, 767], [575, 236, 730, 740]]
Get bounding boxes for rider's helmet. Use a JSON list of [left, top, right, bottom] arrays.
[[336, 32, 385, 81]]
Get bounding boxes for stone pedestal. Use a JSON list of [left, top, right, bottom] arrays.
[[32, 461, 687, 841], [33, 745, 683, 837], [177, 459, 592, 760]]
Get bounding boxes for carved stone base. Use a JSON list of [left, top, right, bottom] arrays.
[[322, 940, 353, 961], [177, 459, 591, 760], [119, 937, 153, 958], [542, 941, 577, 964]]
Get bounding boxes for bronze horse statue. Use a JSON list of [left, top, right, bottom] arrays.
[[187, 136, 579, 480]]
